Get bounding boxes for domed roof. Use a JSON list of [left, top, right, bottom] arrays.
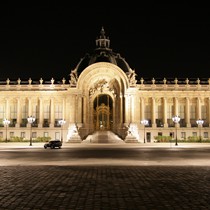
[[73, 27, 132, 75]]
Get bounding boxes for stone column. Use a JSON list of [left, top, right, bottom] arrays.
[[38, 97, 43, 127], [83, 96, 86, 124], [118, 94, 120, 123], [113, 97, 116, 129], [5, 99, 9, 119], [77, 95, 82, 123], [185, 97, 191, 127], [132, 94, 139, 123], [152, 97, 156, 127], [16, 98, 21, 127], [66, 97, 72, 123], [50, 98, 54, 127], [62, 97, 66, 121], [89, 96, 94, 130], [27, 97, 32, 128], [174, 97, 180, 129], [140, 97, 145, 120], [196, 97, 201, 120], [28, 97, 32, 117], [163, 97, 168, 127], [120, 94, 123, 124], [174, 97, 178, 115], [124, 94, 130, 124]]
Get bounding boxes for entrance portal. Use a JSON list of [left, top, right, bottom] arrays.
[[94, 94, 113, 130]]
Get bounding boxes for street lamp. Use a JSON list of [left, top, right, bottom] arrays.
[[27, 116, 35, 146], [58, 119, 66, 143], [141, 119, 148, 143], [172, 115, 180, 146], [196, 119, 204, 142], [3, 118, 10, 142]]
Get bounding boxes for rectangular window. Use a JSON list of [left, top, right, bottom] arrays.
[[0, 105, 5, 119], [32, 105, 39, 122], [32, 132, 37, 139], [21, 132, 25, 138], [10, 132, 14, 138], [10, 104, 17, 119], [179, 105, 185, 119], [190, 105, 196, 119], [21, 119, 27, 127], [22, 105, 28, 119], [9, 103, 17, 127], [167, 104, 173, 126], [155, 104, 163, 127], [204, 132, 208, 138], [145, 105, 151, 119], [54, 104, 63, 127], [192, 132, 197, 137], [167, 104, 173, 119], [44, 104, 50, 119], [44, 132, 48, 137], [156, 105, 162, 119], [55, 132, 60, 139], [201, 105, 207, 120], [32, 104, 38, 118], [190, 105, 197, 127], [55, 104, 63, 119], [181, 132, 186, 139]]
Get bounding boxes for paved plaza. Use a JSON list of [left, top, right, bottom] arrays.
[[0, 143, 210, 209]]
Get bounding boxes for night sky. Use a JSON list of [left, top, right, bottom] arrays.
[[0, 3, 210, 82]]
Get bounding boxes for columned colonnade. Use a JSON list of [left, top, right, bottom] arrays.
[[124, 94, 210, 128]]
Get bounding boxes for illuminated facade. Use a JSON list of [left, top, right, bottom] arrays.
[[0, 28, 210, 143]]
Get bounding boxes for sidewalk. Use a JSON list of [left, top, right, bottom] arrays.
[[0, 165, 210, 209]]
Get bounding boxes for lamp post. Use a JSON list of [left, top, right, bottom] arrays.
[[3, 118, 10, 142], [196, 119, 204, 142], [27, 116, 35, 146], [58, 119, 66, 143], [172, 115, 180, 146], [141, 119, 148, 143]]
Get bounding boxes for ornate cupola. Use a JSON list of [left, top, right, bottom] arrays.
[[95, 27, 110, 49], [70, 27, 137, 86]]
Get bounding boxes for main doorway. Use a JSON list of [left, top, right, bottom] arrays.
[[93, 94, 113, 131]]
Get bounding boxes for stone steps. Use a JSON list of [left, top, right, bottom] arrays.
[[83, 131, 125, 144]]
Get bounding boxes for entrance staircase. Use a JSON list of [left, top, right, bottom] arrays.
[[83, 131, 125, 144]]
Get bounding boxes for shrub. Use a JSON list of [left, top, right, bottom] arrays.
[[10, 136, 24, 142], [35, 136, 51, 142], [187, 136, 201, 142], [154, 135, 172, 142]]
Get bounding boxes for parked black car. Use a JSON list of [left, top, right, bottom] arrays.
[[44, 140, 62, 149]]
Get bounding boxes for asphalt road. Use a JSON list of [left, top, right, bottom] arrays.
[[1, 143, 210, 166]]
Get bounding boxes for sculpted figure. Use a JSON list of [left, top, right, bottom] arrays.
[[70, 69, 78, 85]]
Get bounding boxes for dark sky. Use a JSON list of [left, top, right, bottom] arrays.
[[0, 3, 210, 82]]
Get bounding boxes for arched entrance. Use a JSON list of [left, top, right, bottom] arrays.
[[76, 62, 129, 139], [93, 94, 113, 131]]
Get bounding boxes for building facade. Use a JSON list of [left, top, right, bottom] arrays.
[[0, 28, 210, 143]]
